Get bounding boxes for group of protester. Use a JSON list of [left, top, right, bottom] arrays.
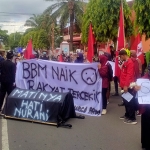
[[97, 48, 150, 150], [0, 46, 149, 149]]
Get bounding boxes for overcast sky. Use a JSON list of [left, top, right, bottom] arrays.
[[0, 0, 56, 34], [0, 0, 132, 34]]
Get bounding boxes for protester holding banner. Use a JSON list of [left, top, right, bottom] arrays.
[[119, 50, 137, 124], [0, 51, 16, 112], [98, 54, 109, 115], [134, 63, 150, 149]]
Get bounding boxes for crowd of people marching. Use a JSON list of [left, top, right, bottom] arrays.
[[0, 45, 149, 149]]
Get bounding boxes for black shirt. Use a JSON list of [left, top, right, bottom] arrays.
[[0, 60, 16, 83]]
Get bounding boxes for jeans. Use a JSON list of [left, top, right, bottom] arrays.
[[102, 88, 108, 109]]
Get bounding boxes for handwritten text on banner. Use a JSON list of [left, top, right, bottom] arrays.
[[16, 60, 102, 116]]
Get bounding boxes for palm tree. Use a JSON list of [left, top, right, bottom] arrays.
[[24, 14, 43, 28], [44, 0, 87, 51], [24, 13, 60, 50]]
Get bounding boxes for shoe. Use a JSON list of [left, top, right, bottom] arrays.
[[136, 111, 141, 117], [118, 102, 124, 106], [120, 115, 125, 120], [112, 93, 119, 96], [0, 111, 4, 117], [102, 109, 107, 115], [124, 119, 137, 125]]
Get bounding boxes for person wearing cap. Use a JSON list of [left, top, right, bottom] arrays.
[[0, 51, 16, 112], [119, 50, 137, 125]]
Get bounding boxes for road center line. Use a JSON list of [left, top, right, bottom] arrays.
[[2, 118, 9, 150]]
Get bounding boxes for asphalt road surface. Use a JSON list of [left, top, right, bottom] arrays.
[[0, 88, 142, 150]]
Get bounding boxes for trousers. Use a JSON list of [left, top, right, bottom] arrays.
[[102, 88, 108, 109], [123, 89, 136, 120], [114, 76, 118, 94], [0, 82, 14, 110]]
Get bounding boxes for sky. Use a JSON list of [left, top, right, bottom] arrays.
[[0, 0, 132, 34], [0, 0, 56, 34]]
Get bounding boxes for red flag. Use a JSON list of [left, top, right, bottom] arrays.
[[59, 54, 63, 62], [24, 39, 32, 59], [131, 34, 144, 64], [87, 23, 95, 63], [115, 3, 125, 77]]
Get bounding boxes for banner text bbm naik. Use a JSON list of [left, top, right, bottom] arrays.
[[16, 60, 102, 116]]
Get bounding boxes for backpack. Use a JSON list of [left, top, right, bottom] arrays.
[[106, 62, 113, 81]]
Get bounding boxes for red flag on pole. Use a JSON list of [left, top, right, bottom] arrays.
[[115, 3, 125, 77], [130, 34, 144, 64], [87, 23, 96, 63], [24, 39, 32, 59]]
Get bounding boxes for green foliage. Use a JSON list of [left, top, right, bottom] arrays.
[[9, 32, 23, 49], [82, 0, 133, 43], [37, 29, 49, 49], [20, 29, 49, 49], [134, 0, 150, 38], [44, 0, 87, 32], [0, 29, 9, 46], [20, 0, 87, 49], [24, 14, 43, 28]]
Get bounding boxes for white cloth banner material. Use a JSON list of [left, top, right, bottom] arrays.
[[136, 79, 150, 104], [16, 60, 102, 116]]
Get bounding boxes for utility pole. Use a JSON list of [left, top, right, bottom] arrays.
[[68, 0, 74, 52], [51, 22, 55, 51]]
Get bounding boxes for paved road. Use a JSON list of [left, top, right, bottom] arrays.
[[0, 90, 142, 150]]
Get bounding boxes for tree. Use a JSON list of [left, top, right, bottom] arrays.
[[82, 0, 133, 44], [44, 0, 86, 31], [134, 0, 150, 38], [37, 29, 49, 49], [20, 29, 50, 50], [24, 13, 58, 50], [44, 0, 87, 51], [0, 28, 9, 46], [9, 32, 23, 49], [24, 14, 43, 28]]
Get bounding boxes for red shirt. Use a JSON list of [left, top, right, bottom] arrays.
[[120, 58, 134, 88]]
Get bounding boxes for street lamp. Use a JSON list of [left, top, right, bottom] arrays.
[[68, 0, 74, 52]]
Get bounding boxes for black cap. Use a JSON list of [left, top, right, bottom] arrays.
[[7, 51, 14, 59]]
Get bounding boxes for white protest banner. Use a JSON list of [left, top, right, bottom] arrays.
[[16, 60, 102, 116], [136, 79, 150, 104]]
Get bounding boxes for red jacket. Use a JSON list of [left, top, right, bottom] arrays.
[[99, 55, 109, 88], [120, 58, 134, 88]]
